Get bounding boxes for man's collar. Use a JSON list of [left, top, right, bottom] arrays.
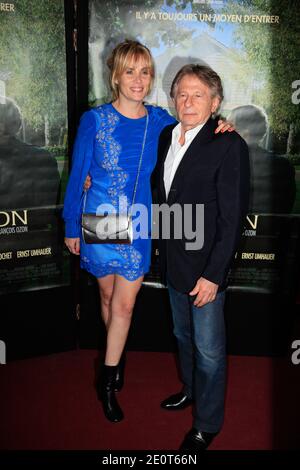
[[173, 120, 209, 144]]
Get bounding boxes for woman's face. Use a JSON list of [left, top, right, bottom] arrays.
[[115, 56, 152, 104]]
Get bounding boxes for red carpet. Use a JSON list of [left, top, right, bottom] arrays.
[[0, 351, 299, 450]]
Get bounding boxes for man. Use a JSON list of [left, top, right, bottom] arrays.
[[0, 97, 60, 210], [156, 64, 250, 451], [228, 104, 295, 214]]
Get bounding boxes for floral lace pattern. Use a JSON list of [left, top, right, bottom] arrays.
[[82, 105, 145, 281], [81, 247, 144, 281]]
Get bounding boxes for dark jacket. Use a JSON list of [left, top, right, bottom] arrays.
[[247, 144, 295, 214], [155, 118, 250, 293]]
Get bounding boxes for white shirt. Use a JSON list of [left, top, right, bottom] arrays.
[[164, 122, 205, 198]]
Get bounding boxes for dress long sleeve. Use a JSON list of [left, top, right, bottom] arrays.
[[62, 110, 99, 237]]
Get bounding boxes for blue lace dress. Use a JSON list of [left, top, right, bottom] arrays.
[[63, 103, 175, 281]]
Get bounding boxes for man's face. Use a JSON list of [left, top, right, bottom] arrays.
[[173, 74, 220, 131]]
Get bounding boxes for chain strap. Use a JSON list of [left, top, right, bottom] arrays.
[[129, 109, 149, 215], [82, 109, 149, 216]]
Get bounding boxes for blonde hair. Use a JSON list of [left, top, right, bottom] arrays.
[[107, 40, 155, 100]]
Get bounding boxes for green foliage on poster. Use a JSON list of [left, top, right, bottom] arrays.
[[225, 0, 300, 153], [0, 0, 67, 145]]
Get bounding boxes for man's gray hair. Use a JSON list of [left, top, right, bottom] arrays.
[[228, 104, 268, 144], [170, 64, 224, 104], [0, 96, 22, 136]]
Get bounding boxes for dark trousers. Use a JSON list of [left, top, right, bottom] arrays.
[[168, 282, 226, 433]]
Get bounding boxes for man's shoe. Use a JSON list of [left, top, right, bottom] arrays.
[[161, 392, 193, 410], [179, 428, 217, 451]]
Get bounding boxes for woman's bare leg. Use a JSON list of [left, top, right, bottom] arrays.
[[96, 274, 115, 328], [105, 274, 144, 365]]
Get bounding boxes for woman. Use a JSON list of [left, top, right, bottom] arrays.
[[63, 40, 232, 423]]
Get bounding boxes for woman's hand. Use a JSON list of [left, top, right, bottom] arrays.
[[64, 237, 80, 255], [84, 175, 92, 191], [215, 119, 235, 134]]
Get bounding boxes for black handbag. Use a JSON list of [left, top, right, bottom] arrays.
[[81, 110, 148, 244]]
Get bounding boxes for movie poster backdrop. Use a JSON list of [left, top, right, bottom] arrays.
[[0, 0, 69, 294], [88, 0, 300, 295]]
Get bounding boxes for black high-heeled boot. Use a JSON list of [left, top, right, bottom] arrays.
[[114, 353, 126, 392], [98, 365, 124, 422]]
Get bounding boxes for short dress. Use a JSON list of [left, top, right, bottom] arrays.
[[63, 103, 176, 281]]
